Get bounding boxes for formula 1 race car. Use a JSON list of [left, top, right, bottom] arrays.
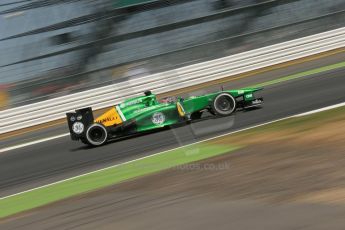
[[66, 88, 263, 146]]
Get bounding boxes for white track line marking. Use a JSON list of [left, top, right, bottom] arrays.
[[0, 133, 69, 153], [1, 101, 345, 200], [293, 102, 345, 117]]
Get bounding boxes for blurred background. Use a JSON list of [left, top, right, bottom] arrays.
[[0, 0, 344, 110]]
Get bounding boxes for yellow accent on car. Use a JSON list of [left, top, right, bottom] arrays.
[[176, 102, 185, 117], [95, 107, 123, 127]]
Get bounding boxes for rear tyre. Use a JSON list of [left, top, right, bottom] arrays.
[[211, 93, 236, 116], [85, 123, 108, 146]]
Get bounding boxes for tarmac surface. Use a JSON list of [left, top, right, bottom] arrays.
[[0, 53, 344, 199]]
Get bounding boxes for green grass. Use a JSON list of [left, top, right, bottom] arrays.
[[0, 143, 240, 218], [250, 61, 345, 88]]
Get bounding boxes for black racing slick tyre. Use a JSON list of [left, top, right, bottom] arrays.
[[211, 93, 236, 116], [85, 123, 108, 146]]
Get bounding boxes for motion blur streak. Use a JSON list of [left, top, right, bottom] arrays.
[[1, 0, 344, 110], [2, 99, 344, 200], [0, 133, 68, 154], [0, 0, 345, 228], [0, 54, 344, 198]]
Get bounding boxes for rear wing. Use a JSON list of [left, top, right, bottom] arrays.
[[66, 107, 94, 140]]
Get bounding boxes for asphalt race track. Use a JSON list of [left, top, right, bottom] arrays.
[[0, 53, 345, 198]]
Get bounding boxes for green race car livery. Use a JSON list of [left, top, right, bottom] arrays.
[[66, 88, 263, 146]]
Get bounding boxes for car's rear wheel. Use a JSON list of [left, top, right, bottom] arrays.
[[211, 93, 236, 116], [85, 123, 108, 146]]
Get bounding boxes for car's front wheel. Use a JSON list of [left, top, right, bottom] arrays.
[[211, 93, 236, 116]]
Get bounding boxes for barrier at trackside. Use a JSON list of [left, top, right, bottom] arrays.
[[0, 27, 344, 134]]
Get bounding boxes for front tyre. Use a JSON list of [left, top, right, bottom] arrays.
[[85, 123, 108, 146], [211, 93, 236, 116]]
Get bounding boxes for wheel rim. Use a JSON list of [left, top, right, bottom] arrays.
[[216, 96, 233, 111], [86, 124, 107, 145], [89, 128, 105, 142], [213, 93, 236, 115]]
